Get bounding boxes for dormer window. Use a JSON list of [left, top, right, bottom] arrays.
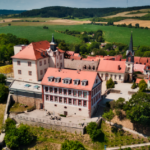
[[73, 79, 80, 85], [81, 80, 88, 86], [55, 77, 61, 83], [63, 78, 72, 84], [48, 76, 54, 82]]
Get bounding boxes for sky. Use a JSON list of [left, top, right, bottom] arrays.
[[0, 0, 150, 10]]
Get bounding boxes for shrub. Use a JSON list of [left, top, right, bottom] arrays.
[[102, 110, 115, 121], [27, 106, 35, 112], [115, 98, 125, 109], [60, 114, 66, 117], [111, 126, 118, 134], [0, 84, 9, 103], [61, 140, 86, 150], [131, 82, 137, 89], [115, 109, 122, 119], [86, 122, 102, 141], [0, 74, 6, 84], [106, 78, 115, 89]]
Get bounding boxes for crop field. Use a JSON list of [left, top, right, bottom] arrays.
[[0, 24, 150, 46]]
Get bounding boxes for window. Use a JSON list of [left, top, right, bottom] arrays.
[[83, 92, 87, 98], [60, 55, 62, 60], [59, 97, 62, 103], [82, 82, 85, 86], [68, 90, 72, 95], [39, 61, 42, 66], [64, 89, 67, 95], [69, 99, 72, 105], [115, 75, 117, 79], [17, 61, 20, 65], [40, 70, 43, 75], [79, 108, 82, 111], [119, 75, 121, 80], [101, 74, 103, 78], [48, 86, 52, 94], [78, 100, 82, 106], [73, 99, 76, 105], [54, 88, 57, 93], [45, 69, 47, 73], [78, 91, 82, 97], [73, 91, 77, 97], [60, 63, 62, 68], [28, 62, 31, 66], [96, 79, 98, 83], [59, 89, 62, 94], [83, 101, 87, 107], [50, 96, 53, 101], [45, 87, 48, 92], [55, 96, 58, 102], [64, 98, 67, 104], [44, 60, 46, 65], [18, 70, 21, 74], [28, 71, 32, 76], [46, 95, 49, 101]]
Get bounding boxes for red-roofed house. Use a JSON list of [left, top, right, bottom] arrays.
[[134, 64, 145, 73], [134, 57, 141, 64], [66, 51, 75, 56], [12, 37, 65, 82], [41, 68, 102, 117], [140, 57, 148, 65]]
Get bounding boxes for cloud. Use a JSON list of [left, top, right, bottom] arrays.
[[0, 0, 150, 10]]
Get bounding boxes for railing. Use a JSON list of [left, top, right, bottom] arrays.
[[12, 115, 84, 128]]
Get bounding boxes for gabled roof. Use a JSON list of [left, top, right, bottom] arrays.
[[98, 60, 126, 73], [12, 41, 50, 60], [134, 57, 141, 64], [140, 57, 148, 65], [41, 68, 102, 91], [66, 51, 75, 56]]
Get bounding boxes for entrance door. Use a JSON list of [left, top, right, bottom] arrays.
[[40, 103, 43, 109], [64, 111, 68, 116]]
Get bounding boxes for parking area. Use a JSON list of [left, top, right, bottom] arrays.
[[101, 82, 139, 105]]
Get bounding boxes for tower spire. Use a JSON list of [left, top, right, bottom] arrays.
[[129, 32, 133, 52]]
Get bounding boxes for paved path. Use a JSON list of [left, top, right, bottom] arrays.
[[107, 142, 150, 150]]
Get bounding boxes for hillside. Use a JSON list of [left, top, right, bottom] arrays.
[[0, 10, 26, 15], [19, 6, 150, 18]]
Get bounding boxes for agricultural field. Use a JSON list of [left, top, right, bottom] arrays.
[[19, 121, 149, 150], [0, 25, 150, 46], [114, 19, 150, 28]]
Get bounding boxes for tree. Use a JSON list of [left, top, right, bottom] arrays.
[[89, 42, 99, 50], [102, 110, 115, 121], [139, 46, 150, 52], [105, 43, 113, 50], [97, 36, 104, 42], [115, 98, 125, 109], [106, 78, 115, 89], [5, 119, 34, 149], [135, 23, 140, 28], [0, 84, 8, 103], [58, 42, 69, 51], [124, 92, 150, 125], [108, 50, 116, 56], [0, 74, 6, 84], [86, 122, 102, 141], [143, 51, 150, 57], [61, 140, 86, 150], [131, 82, 137, 89], [139, 79, 147, 92]]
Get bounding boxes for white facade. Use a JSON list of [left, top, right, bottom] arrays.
[[98, 72, 125, 82], [14, 45, 27, 55]]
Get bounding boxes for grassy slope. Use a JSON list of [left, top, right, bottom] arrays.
[[0, 24, 150, 46]]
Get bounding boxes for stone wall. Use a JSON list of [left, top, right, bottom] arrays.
[[128, 91, 137, 95], [11, 115, 85, 134], [12, 94, 43, 109]]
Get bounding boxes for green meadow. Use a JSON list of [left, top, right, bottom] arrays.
[[0, 24, 150, 46]]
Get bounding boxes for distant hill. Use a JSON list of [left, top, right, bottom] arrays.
[[0, 10, 26, 15], [19, 6, 150, 18]]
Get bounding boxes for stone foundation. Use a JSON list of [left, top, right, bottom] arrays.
[[12, 95, 43, 109]]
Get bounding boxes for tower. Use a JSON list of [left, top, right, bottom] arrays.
[[125, 33, 134, 82], [50, 34, 57, 51]]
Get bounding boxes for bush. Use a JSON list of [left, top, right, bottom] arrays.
[[60, 114, 66, 117], [138, 79, 147, 92], [111, 126, 118, 134], [106, 78, 115, 89], [115, 98, 125, 109], [115, 109, 122, 119], [61, 140, 86, 150], [4, 119, 34, 149], [27, 106, 35, 112], [131, 82, 137, 89], [86, 122, 102, 141], [0, 84, 9, 103], [102, 110, 115, 121], [0, 74, 6, 84]]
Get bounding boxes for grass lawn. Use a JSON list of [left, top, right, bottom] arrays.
[[0, 103, 6, 133], [9, 103, 31, 113], [20, 121, 149, 150], [0, 24, 150, 46]]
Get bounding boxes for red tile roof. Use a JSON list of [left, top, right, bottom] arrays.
[[12, 41, 64, 60], [98, 60, 126, 73], [144, 63, 150, 70], [74, 53, 80, 57], [140, 57, 148, 65], [136, 78, 148, 84], [121, 59, 126, 61], [134, 57, 141, 64], [66, 51, 75, 56], [134, 64, 145, 73], [70, 56, 82, 60], [41, 68, 102, 91]]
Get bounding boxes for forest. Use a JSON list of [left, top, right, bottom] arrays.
[[13, 6, 150, 18], [0, 10, 26, 15]]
